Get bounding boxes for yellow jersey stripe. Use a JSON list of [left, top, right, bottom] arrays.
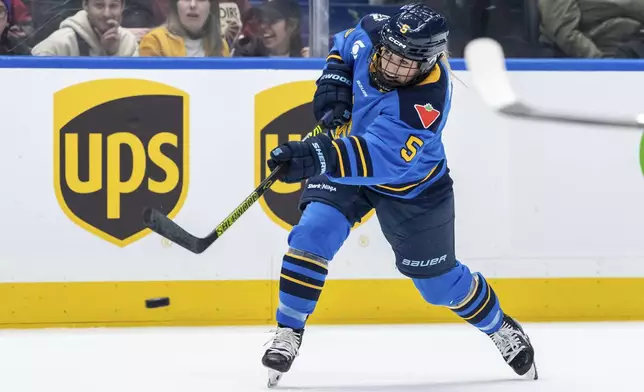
[[350, 136, 368, 177], [376, 163, 439, 192], [332, 141, 345, 177]]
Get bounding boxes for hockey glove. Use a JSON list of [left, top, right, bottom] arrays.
[[313, 63, 353, 127], [267, 134, 338, 183]]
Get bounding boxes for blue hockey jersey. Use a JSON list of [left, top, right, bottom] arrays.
[[324, 13, 453, 199]]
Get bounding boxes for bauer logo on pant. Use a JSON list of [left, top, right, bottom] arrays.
[[53, 79, 189, 247]]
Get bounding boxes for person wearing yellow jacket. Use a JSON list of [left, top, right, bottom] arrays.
[[139, 0, 229, 57]]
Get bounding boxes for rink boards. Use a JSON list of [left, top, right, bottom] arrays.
[[0, 57, 643, 328]]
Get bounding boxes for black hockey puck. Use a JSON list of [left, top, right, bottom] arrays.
[[145, 297, 170, 308]]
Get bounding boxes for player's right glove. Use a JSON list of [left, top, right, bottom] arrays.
[[313, 63, 353, 128], [267, 134, 338, 184]]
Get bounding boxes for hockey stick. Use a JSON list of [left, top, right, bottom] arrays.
[[464, 38, 644, 131], [141, 111, 334, 254]]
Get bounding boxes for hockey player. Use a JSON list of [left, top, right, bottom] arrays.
[[262, 3, 537, 387]]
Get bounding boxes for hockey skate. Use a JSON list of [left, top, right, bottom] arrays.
[[262, 327, 303, 388], [489, 314, 538, 380]]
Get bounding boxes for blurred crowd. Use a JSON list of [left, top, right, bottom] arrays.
[[0, 0, 643, 58]]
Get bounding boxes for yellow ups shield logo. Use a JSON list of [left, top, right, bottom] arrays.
[[54, 79, 189, 246], [255, 81, 373, 231]]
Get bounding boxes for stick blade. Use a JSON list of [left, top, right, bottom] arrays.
[[464, 38, 518, 111], [465, 39, 643, 131], [142, 207, 207, 254], [636, 114, 644, 127], [501, 100, 644, 130]]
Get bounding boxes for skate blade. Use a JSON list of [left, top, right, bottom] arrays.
[[522, 362, 538, 381], [267, 369, 283, 388]]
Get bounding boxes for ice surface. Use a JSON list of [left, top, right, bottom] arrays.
[[0, 321, 641, 392]]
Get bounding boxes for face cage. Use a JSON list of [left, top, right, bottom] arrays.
[[369, 45, 439, 91]]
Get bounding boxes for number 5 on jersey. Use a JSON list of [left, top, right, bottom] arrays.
[[401, 135, 424, 162]]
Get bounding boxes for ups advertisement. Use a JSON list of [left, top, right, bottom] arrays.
[[255, 81, 373, 231], [54, 79, 189, 247]]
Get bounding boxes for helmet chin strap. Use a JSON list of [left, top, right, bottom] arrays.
[[424, 53, 440, 70]]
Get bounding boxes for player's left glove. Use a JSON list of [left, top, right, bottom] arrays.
[[314, 63, 353, 127], [267, 134, 338, 183]]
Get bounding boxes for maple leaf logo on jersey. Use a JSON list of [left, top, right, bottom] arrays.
[[414, 103, 441, 129]]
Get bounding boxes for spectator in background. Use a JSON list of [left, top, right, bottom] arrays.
[[220, 0, 249, 48], [121, 0, 172, 41], [0, 0, 10, 53], [232, 0, 308, 57], [539, 0, 644, 58], [27, 0, 168, 44], [6, 0, 33, 53], [31, 0, 138, 56], [139, 0, 229, 56], [123, 0, 248, 43], [1, 0, 32, 54]]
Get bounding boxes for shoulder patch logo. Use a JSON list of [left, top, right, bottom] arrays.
[[352, 40, 365, 59], [414, 103, 441, 129]]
